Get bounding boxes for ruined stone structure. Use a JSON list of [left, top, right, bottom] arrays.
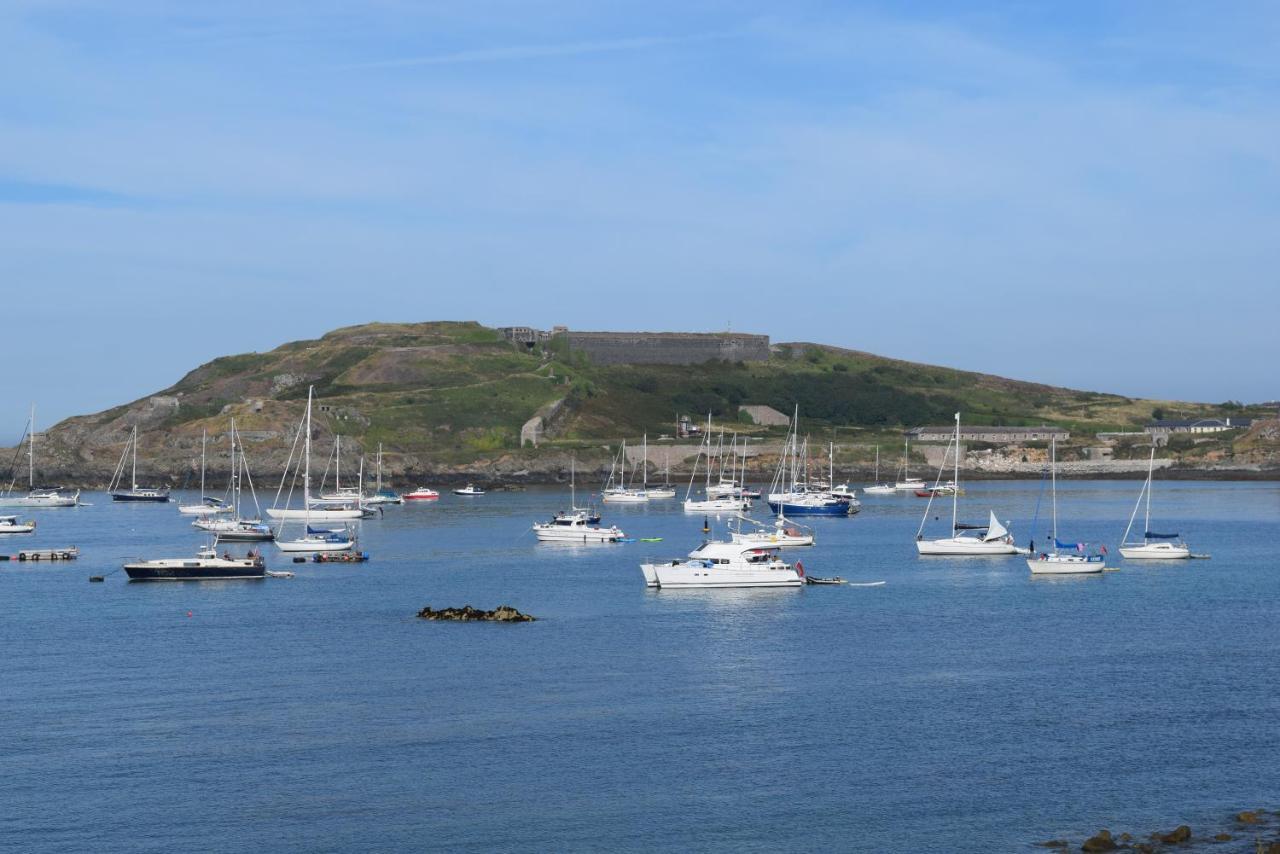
[[564, 331, 770, 366]]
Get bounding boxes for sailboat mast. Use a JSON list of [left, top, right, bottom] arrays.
[[28, 404, 35, 489], [951, 413, 960, 536], [335, 436, 341, 493], [376, 443, 383, 493], [230, 418, 239, 518], [1144, 446, 1154, 540], [131, 425, 138, 490], [570, 455, 576, 507], [642, 434, 648, 491], [303, 388, 313, 507], [1050, 435, 1058, 542], [199, 428, 207, 500], [874, 446, 879, 483]]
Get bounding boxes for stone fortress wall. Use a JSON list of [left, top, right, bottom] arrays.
[[563, 331, 770, 366]]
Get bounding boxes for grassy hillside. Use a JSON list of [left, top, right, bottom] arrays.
[[25, 321, 1276, 482]]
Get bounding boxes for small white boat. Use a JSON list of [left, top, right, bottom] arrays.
[[276, 525, 355, 553], [404, 487, 439, 501], [863, 446, 896, 494], [915, 415, 1021, 556], [641, 540, 804, 589], [602, 488, 649, 504], [645, 487, 677, 500], [453, 484, 486, 496], [684, 496, 752, 513], [533, 510, 625, 543], [0, 515, 36, 534], [1028, 436, 1105, 574], [1119, 447, 1191, 560]]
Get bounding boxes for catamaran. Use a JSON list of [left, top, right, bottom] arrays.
[[0, 405, 80, 508], [915, 414, 1021, 555], [177, 429, 232, 516], [1027, 436, 1106, 574], [1119, 447, 1191, 559], [108, 425, 171, 502], [641, 535, 805, 589], [266, 390, 365, 521]]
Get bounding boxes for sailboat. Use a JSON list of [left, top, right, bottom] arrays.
[[177, 429, 231, 515], [194, 420, 274, 542], [684, 417, 751, 512], [645, 449, 677, 499], [894, 437, 926, 491], [273, 389, 355, 553], [1027, 436, 1106, 574], [108, 425, 171, 502], [603, 437, 650, 503], [915, 413, 1021, 555], [1119, 447, 1190, 559], [766, 409, 852, 516], [863, 446, 896, 495], [266, 389, 364, 521], [533, 457, 625, 542], [0, 405, 79, 508], [312, 436, 364, 506], [364, 444, 402, 505]]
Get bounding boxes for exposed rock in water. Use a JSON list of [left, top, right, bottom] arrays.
[[1153, 824, 1191, 845], [1235, 810, 1261, 824], [1213, 832, 1232, 841], [1034, 840, 1067, 849], [416, 604, 536, 622], [1080, 829, 1117, 852]]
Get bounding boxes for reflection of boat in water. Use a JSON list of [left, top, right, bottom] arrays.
[[641, 539, 804, 589], [124, 547, 265, 581]]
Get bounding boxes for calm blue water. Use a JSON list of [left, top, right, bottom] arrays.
[[2, 481, 1278, 852]]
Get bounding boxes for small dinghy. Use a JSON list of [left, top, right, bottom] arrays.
[[313, 551, 369, 563], [804, 575, 846, 585]]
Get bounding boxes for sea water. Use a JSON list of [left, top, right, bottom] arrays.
[[1, 481, 1277, 851]]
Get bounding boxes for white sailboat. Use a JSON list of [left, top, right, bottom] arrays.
[[863, 446, 896, 495], [0, 405, 80, 508], [1027, 436, 1106, 574], [645, 449, 677, 499], [683, 419, 751, 512], [1119, 447, 1191, 559], [894, 437, 926, 491], [194, 419, 274, 542], [915, 413, 1021, 555], [273, 389, 355, 553], [178, 429, 232, 516], [534, 458, 625, 542], [364, 444, 402, 505], [266, 389, 364, 521], [602, 438, 649, 503]]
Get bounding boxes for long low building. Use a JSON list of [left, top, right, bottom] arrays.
[[906, 425, 1070, 444]]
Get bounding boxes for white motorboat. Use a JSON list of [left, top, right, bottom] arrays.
[[1027, 436, 1105, 574], [0, 515, 36, 534], [124, 546, 266, 581], [0, 406, 80, 508], [533, 510, 625, 543], [915, 414, 1021, 556], [641, 540, 804, 589], [453, 484, 486, 496], [1119, 447, 1191, 560], [729, 514, 814, 548], [404, 487, 439, 501]]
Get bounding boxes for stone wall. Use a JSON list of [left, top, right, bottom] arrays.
[[564, 331, 770, 365]]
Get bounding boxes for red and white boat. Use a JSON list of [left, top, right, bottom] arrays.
[[404, 487, 440, 501]]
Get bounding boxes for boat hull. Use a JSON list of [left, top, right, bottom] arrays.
[[1120, 543, 1190, 560], [534, 527, 623, 543], [730, 532, 814, 548], [0, 524, 36, 534], [766, 501, 850, 517], [684, 499, 751, 513], [862, 485, 896, 495], [916, 537, 1021, 556], [275, 538, 354, 553], [643, 562, 804, 589], [0, 493, 79, 508], [111, 490, 171, 503], [124, 560, 265, 581], [1027, 555, 1105, 574], [266, 507, 365, 520]]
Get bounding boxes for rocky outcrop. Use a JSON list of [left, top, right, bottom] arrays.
[[1080, 829, 1117, 852], [416, 604, 535, 622], [1153, 824, 1191, 845]]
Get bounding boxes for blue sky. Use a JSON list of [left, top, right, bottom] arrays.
[[2, 0, 1278, 431]]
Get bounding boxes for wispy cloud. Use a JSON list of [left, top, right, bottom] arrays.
[[349, 32, 728, 69]]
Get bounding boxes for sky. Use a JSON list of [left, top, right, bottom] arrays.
[[2, 0, 1278, 433]]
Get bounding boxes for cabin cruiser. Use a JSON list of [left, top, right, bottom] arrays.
[[729, 515, 813, 548], [124, 547, 266, 581], [533, 510, 625, 543], [641, 540, 804, 589], [404, 487, 440, 501], [0, 515, 36, 534], [453, 484, 486, 496]]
